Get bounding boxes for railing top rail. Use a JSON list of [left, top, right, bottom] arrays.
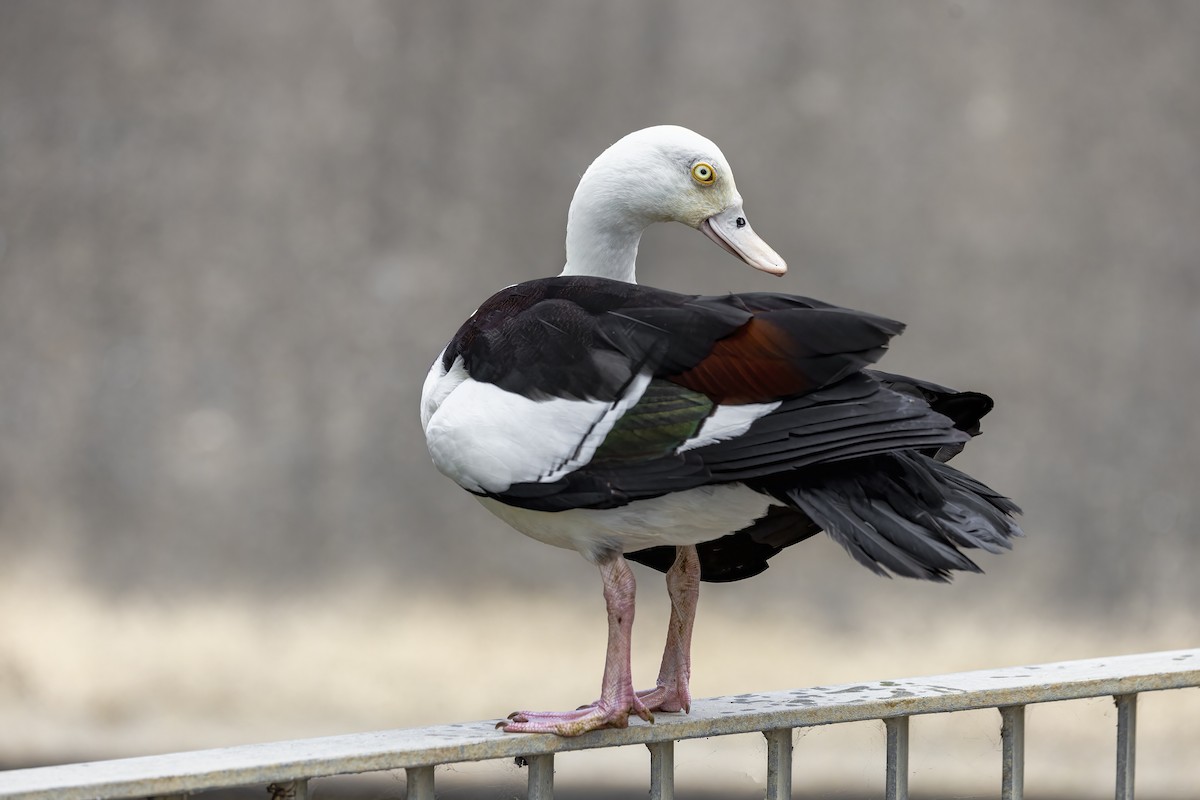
[[2, 648, 1197, 800]]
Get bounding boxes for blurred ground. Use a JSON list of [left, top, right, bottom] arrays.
[[2, 563, 1198, 796], [1, 1, 1198, 796]]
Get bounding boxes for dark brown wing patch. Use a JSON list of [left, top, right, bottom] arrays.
[[669, 305, 905, 404], [669, 317, 814, 403]]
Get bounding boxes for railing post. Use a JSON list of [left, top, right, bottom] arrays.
[[406, 765, 435, 800], [526, 753, 554, 800], [1115, 693, 1137, 800], [884, 716, 909, 800], [764, 728, 793, 800], [266, 779, 307, 800], [1000, 705, 1025, 800], [647, 740, 674, 800]]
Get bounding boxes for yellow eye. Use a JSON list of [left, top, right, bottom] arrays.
[[691, 162, 716, 185]]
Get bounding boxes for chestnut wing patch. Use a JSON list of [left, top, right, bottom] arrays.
[[670, 306, 905, 404]]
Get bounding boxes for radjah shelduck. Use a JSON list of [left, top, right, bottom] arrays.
[[421, 126, 1022, 736]]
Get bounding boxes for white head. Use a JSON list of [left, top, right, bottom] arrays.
[[561, 125, 787, 283]]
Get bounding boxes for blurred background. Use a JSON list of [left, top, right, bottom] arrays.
[[1, 2, 1198, 797]]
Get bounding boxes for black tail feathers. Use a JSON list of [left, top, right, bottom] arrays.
[[779, 452, 1022, 582]]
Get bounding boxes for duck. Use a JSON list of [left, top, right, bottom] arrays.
[[420, 125, 1022, 736]]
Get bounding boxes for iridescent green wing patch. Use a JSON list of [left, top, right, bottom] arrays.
[[591, 379, 714, 465]]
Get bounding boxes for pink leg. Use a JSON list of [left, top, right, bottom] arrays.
[[638, 545, 700, 713], [499, 555, 653, 736]]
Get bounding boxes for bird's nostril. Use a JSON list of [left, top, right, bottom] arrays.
[[735, 217, 747, 228]]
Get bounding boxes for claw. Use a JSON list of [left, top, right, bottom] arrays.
[[499, 701, 648, 736], [635, 683, 691, 714]]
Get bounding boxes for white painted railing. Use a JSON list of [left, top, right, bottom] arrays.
[[1, 649, 1197, 800]]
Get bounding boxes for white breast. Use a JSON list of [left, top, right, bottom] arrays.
[[478, 484, 777, 563]]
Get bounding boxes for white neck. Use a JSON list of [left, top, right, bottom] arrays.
[[559, 164, 656, 284], [560, 212, 643, 284]]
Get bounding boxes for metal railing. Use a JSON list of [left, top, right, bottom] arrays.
[[1, 649, 1196, 800]]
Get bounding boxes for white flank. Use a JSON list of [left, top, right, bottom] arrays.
[[677, 401, 781, 452], [423, 368, 652, 494]]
